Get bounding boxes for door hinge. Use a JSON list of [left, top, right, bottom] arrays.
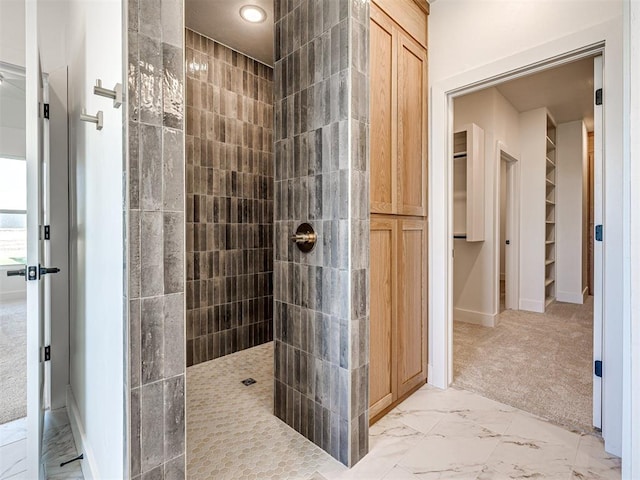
[[44, 225, 50, 240], [595, 360, 602, 378], [44, 345, 51, 362], [595, 88, 603, 106], [43, 103, 50, 119], [595, 224, 603, 242]]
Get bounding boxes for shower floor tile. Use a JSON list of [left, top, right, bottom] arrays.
[[187, 342, 346, 480]]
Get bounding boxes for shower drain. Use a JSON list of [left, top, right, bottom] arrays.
[[241, 378, 257, 386]]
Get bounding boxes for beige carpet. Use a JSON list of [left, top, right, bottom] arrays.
[[453, 297, 594, 433], [0, 299, 27, 424]]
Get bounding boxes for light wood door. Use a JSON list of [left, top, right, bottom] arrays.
[[369, 216, 397, 418], [397, 33, 427, 216], [370, 6, 396, 214], [397, 218, 427, 397]]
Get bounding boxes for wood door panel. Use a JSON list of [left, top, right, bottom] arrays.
[[369, 216, 397, 418], [370, 7, 396, 214], [397, 34, 427, 216], [397, 219, 427, 397]]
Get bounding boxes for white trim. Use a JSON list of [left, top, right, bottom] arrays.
[[622, 0, 640, 476], [453, 307, 498, 327], [518, 298, 545, 313], [66, 386, 98, 480], [556, 290, 587, 304], [592, 54, 604, 431]]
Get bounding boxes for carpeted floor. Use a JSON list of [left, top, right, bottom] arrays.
[[453, 297, 594, 433], [0, 299, 27, 425]]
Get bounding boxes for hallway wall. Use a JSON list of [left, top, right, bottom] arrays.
[[453, 88, 520, 325], [273, 0, 370, 467], [127, 0, 186, 477], [185, 29, 274, 367], [556, 120, 588, 303]]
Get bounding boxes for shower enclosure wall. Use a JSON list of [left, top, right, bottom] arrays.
[[185, 28, 275, 366]]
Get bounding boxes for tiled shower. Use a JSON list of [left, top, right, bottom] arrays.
[[185, 28, 275, 367], [128, 1, 370, 475]]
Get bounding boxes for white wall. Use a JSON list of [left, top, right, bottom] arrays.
[[0, 90, 26, 159], [453, 87, 520, 325], [0, 0, 25, 68], [622, 0, 640, 476], [556, 120, 588, 303], [65, 0, 124, 477], [429, 0, 625, 456]]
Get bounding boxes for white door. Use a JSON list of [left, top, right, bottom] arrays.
[[592, 55, 603, 430], [24, 1, 57, 476], [501, 149, 519, 311]]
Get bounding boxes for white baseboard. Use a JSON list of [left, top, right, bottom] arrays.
[[453, 307, 498, 327], [0, 291, 26, 302], [519, 298, 545, 313], [557, 290, 587, 304], [66, 386, 98, 480]]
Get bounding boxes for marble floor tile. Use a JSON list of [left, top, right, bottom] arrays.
[[42, 408, 83, 480], [396, 417, 501, 479], [570, 434, 622, 479], [0, 439, 26, 480], [0, 419, 26, 449], [186, 344, 620, 480]]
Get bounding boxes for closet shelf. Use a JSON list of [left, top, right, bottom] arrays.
[[546, 157, 556, 168], [545, 296, 555, 307], [545, 278, 555, 286], [545, 259, 555, 266], [453, 152, 467, 159], [545, 240, 554, 245], [546, 178, 555, 186], [546, 221, 555, 224], [546, 200, 555, 205], [546, 136, 556, 151]]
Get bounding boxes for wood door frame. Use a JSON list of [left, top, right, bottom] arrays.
[[495, 144, 520, 312]]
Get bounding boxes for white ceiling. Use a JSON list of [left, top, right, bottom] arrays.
[[496, 57, 595, 131], [185, 0, 274, 66]]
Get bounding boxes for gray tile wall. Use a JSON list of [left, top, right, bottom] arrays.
[[128, 0, 186, 477], [185, 29, 275, 367], [273, 0, 370, 467]]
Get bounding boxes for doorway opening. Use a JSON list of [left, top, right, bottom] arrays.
[[451, 55, 601, 433], [0, 63, 28, 433]]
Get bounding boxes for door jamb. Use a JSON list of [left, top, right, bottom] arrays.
[[496, 144, 519, 312]]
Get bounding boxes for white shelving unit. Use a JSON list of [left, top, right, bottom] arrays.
[[545, 114, 557, 307], [452, 124, 485, 242]]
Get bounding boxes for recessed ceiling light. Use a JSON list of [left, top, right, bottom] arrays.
[[240, 5, 266, 23]]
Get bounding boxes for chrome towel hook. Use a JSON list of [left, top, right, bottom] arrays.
[[93, 79, 123, 108], [80, 109, 103, 130]]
